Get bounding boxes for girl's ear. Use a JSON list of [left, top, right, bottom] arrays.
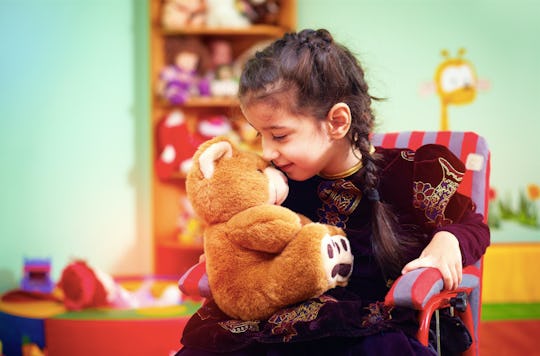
[[326, 103, 352, 139]]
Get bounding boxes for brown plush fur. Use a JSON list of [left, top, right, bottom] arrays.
[[186, 136, 353, 320]]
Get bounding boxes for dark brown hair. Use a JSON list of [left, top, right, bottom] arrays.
[[238, 29, 414, 277]]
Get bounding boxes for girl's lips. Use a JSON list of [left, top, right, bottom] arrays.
[[277, 163, 293, 172]]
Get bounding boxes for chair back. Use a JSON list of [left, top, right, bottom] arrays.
[[372, 131, 490, 356]]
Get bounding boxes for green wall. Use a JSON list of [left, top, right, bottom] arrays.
[[0, 0, 151, 292], [0, 0, 538, 292]]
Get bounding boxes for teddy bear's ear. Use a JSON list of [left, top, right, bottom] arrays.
[[198, 140, 233, 179]]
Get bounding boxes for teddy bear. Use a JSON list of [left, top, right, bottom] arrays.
[[185, 136, 354, 320]]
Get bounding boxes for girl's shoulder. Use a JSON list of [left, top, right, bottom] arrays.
[[375, 143, 463, 170]]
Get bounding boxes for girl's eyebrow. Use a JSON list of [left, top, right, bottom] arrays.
[[245, 119, 286, 131], [262, 125, 287, 130]]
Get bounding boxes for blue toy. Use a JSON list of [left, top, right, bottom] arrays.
[[20, 258, 54, 294]]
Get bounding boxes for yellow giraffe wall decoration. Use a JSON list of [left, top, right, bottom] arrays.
[[434, 48, 480, 131]]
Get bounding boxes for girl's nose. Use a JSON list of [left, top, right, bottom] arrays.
[[261, 139, 278, 162]]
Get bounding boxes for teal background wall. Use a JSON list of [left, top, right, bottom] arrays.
[[0, 0, 538, 293], [0, 0, 151, 292]]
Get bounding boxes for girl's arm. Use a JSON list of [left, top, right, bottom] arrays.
[[402, 208, 490, 290]]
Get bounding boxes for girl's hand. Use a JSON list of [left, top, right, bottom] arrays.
[[401, 231, 463, 290]]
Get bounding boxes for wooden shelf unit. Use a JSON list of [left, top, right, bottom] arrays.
[[149, 0, 296, 276]]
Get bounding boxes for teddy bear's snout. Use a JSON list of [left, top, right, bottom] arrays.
[[264, 166, 289, 205]]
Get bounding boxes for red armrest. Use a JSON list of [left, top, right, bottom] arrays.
[[178, 261, 212, 299], [384, 265, 481, 310]]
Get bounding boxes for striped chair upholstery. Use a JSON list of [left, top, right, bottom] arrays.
[[376, 131, 490, 356]]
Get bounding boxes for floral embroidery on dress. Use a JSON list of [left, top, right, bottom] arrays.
[[317, 179, 362, 229], [268, 295, 337, 342], [218, 320, 260, 334], [361, 301, 393, 328], [413, 157, 464, 227]]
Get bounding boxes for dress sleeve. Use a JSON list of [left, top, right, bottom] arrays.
[[411, 144, 490, 265], [434, 207, 490, 266]]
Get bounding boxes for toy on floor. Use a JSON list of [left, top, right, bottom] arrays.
[[57, 260, 181, 311], [184, 137, 354, 320], [20, 258, 54, 294]]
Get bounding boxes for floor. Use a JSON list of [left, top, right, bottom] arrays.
[[480, 320, 540, 356]]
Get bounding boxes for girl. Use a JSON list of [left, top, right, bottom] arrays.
[[177, 29, 490, 355]]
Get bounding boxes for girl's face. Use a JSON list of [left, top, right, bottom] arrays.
[[242, 101, 338, 181]]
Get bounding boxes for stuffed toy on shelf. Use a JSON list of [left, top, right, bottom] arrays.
[[184, 137, 354, 320], [161, 0, 207, 30], [239, 0, 281, 25], [155, 110, 232, 180], [157, 37, 211, 105], [205, 0, 250, 28], [208, 39, 239, 97]]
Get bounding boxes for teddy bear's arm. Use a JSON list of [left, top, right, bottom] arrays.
[[297, 213, 313, 225], [226, 205, 302, 253]]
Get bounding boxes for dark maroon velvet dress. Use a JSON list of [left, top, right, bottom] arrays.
[[176, 144, 490, 355]]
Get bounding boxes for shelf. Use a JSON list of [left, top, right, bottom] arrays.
[[168, 172, 186, 180], [150, 0, 296, 276], [158, 240, 204, 251], [162, 25, 289, 37], [155, 96, 239, 108], [180, 96, 239, 108]]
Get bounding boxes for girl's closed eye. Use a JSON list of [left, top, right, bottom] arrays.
[[272, 133, 287, 141]]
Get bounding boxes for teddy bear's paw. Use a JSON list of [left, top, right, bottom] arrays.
[[321, 234, 354, 288]]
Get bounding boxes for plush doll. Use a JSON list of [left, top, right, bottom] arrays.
[[208, 39, 239, 97], [155, 109, 207, 180], [161, 0, 207, 30], [205, 0, 250, 28], [240, 0, 281, 25], [157, 37, 211, 105], [155, 110, 232, 180], [185, 136, 354, 320]]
